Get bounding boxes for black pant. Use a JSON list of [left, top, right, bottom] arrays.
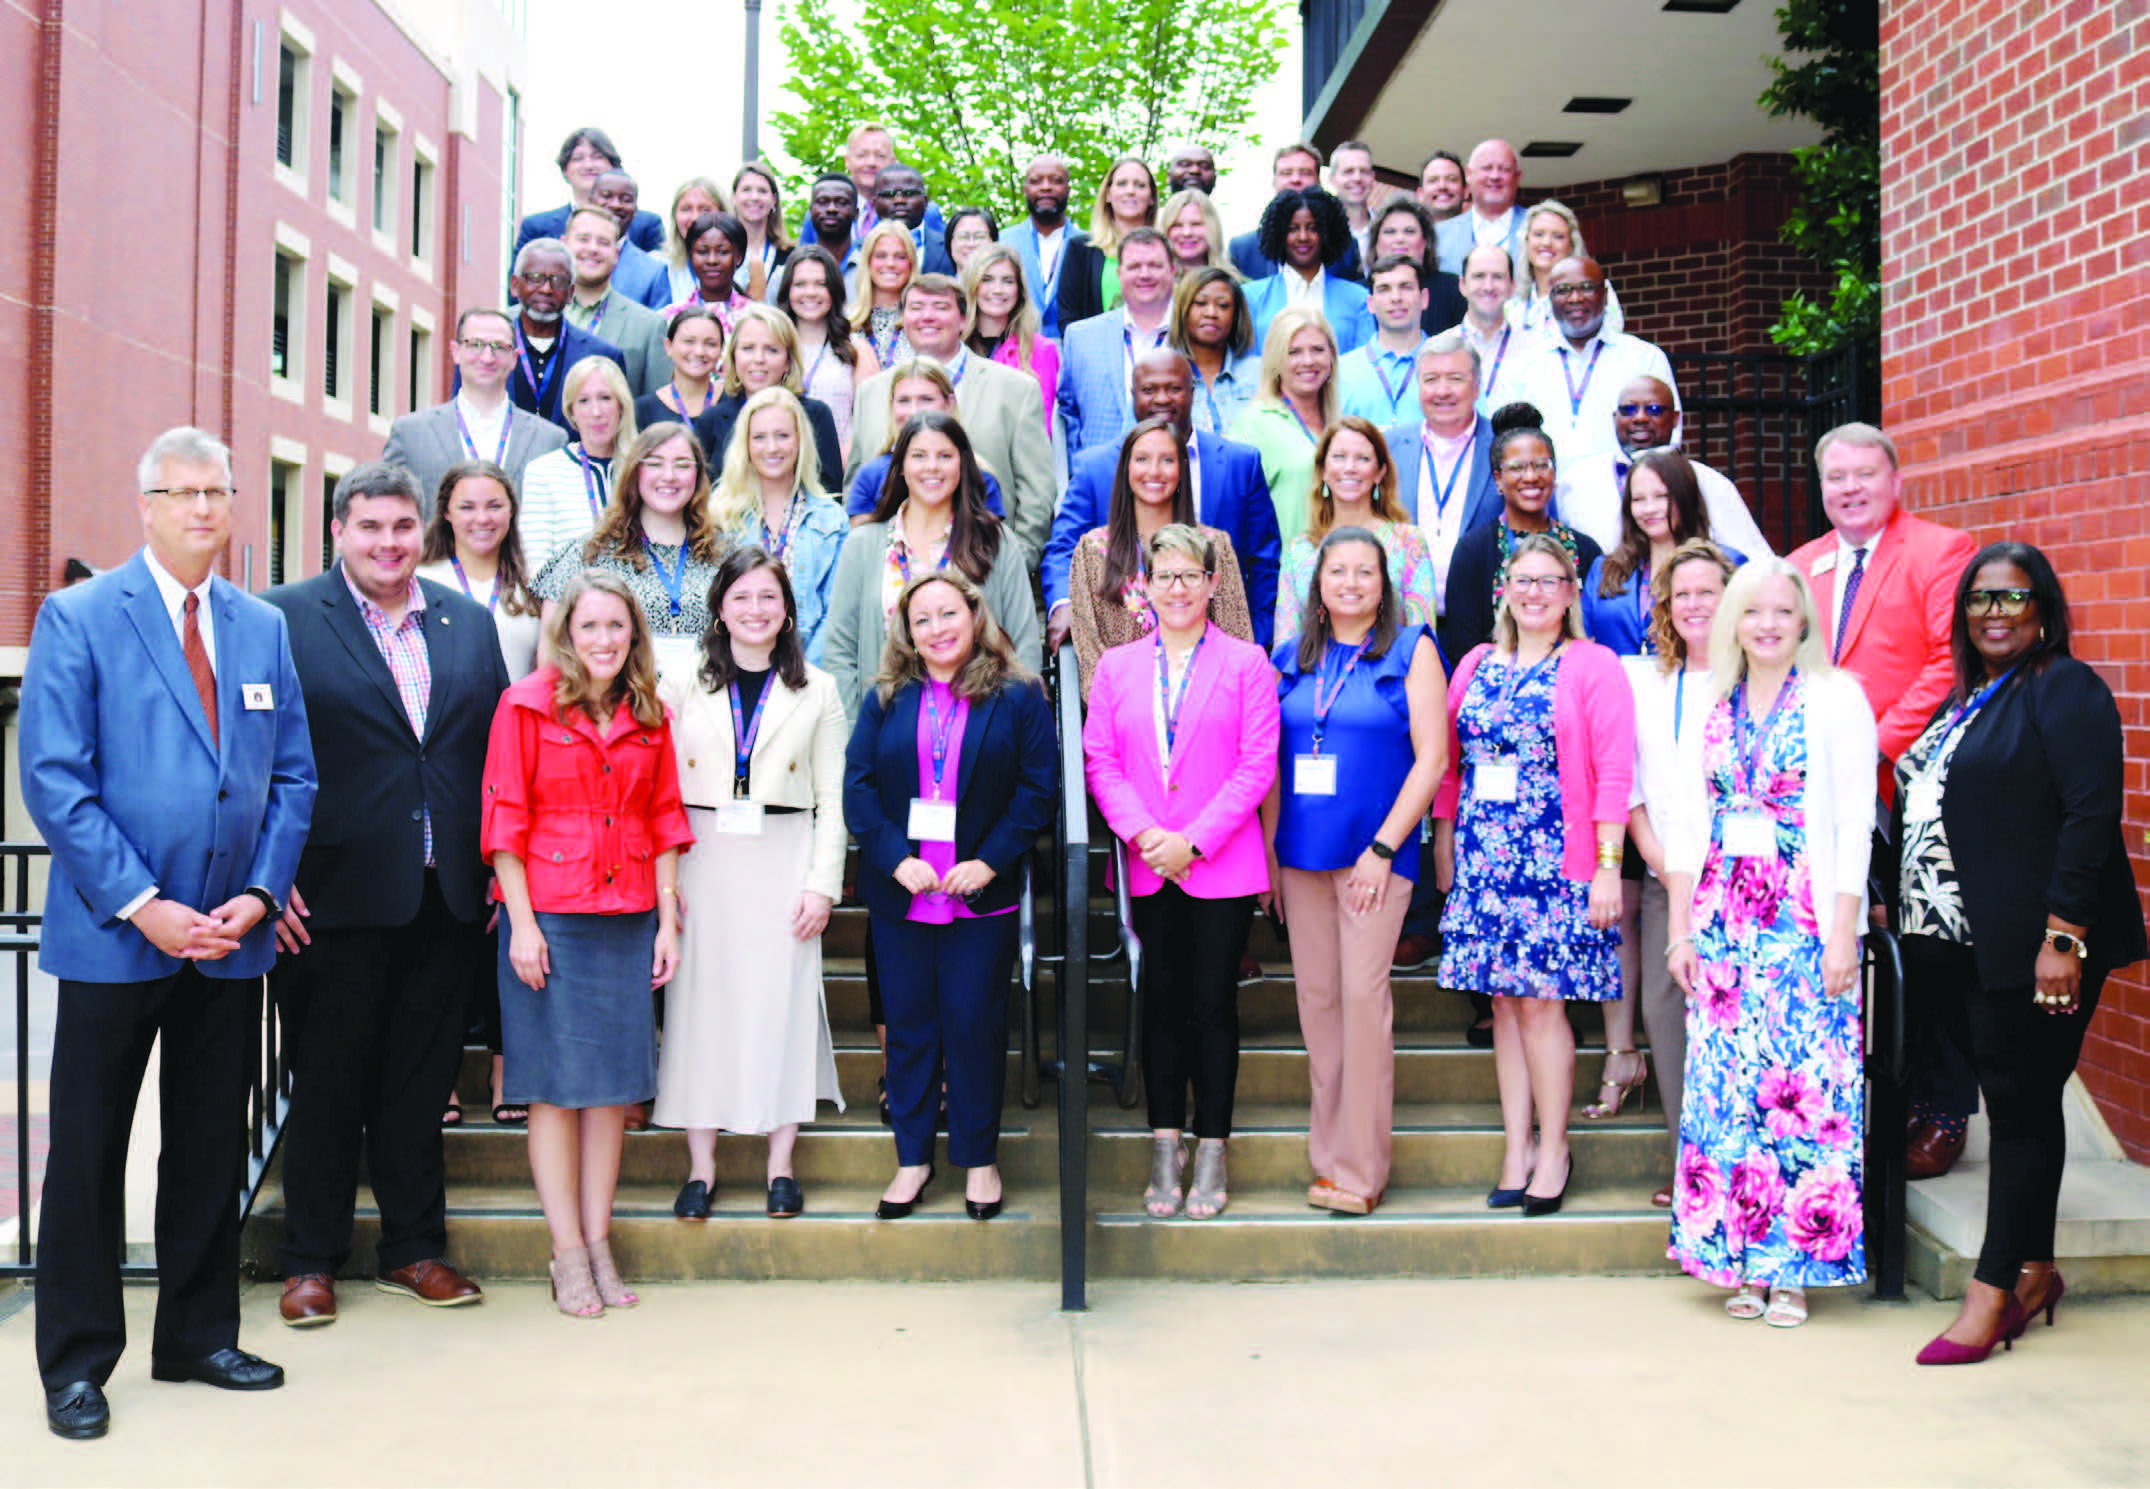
[[1903, 933, 1981, 1126], [36, 966, 254, 1389], [1901, 936, 2104, 1290], [1133, 886, 1255, 1138], [271, 871, 476, 1276]]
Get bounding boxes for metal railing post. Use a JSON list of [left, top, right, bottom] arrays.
[[1053, 644, 1090, 1311]]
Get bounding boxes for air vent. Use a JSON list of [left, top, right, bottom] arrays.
[[1520, 141, 1584, 159], [1563, 97, 1631, 115], [1662, 0, 1740, 12]]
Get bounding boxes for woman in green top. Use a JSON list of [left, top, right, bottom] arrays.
[[1228, 306, 1340, 545]]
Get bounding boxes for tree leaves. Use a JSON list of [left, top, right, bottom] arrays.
[[1759, 0, 1878, 356]]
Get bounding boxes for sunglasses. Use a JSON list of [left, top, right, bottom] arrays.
[[1616, 402, 1671, 418], [1964, 588, 2033, 618]]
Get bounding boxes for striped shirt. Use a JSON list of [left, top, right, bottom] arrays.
[[344, 567, 434, 864]]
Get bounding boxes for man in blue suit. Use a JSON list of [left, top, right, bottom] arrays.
[[1056, 228, 1176, 476], [871, 164, 957, 276], [1005, 154, 1079, 337], [1044, 347, 1281, 652], [23, 427, 318, 1438], [501, 240, 627, 431]]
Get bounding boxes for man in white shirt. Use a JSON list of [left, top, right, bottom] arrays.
[[1433, 139, 1526, 274], [1056, 229, 1176, 472], [1337, 254, 1428, 426], [560, 208, 671, 397], [1555, 375, 1774, 558], [1330, 140, 1381, 266], [1448, 243, 1533, 414], [1382, 331, 1503, 614], [1515, 256, 1675, 465], [380, 308, 566, 511]]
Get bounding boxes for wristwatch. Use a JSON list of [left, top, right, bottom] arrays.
[[1368, 839, 1395, 861], [2043, 928, 2089, 960], [244, 886, 281, 919]]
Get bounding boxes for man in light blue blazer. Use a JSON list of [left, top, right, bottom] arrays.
[[1056, 229, 1176, 476], [1044, 348, 1282, 652], [1432, 139, 1528, 275], [24, 427, 317, 1437], [1005, 154, 1079, 337]]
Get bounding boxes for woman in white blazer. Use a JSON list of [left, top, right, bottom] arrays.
[[654, 547, 849, 1219]]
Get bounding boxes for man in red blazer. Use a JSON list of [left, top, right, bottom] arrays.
[[1792, 420, 1979, 1178]]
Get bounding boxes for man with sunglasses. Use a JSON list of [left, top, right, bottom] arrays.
[[380, 307, 566, 512], [1515, 256, 1675, 465], [1553, 375, 1773, 559]]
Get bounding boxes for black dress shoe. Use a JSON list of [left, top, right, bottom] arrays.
[[767, 1176, 804, 1218], [1522, 1157, 1573, 1218], [875, 1165, 934, 1219], [149, 1347, 285, 1391], [965, 1196, 1003, 1221], [673, 1178, 713, 1220], [45, 1380, 108, 1439]]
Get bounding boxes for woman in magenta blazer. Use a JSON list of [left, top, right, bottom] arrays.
[[1083, 524, 1280, 1221]]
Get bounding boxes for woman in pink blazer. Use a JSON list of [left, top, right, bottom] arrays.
[[1083, 525, 1280, 1221]]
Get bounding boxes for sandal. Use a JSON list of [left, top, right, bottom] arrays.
[[492, 1103, 529, 1126], [1583, 1049, 1648, 1120], [1765, 1287, 1808, 1328], [1308, 1179, 1382, 1216], [1185, 1140, 1228, 1219], [549, 1246, 602, 1319], [1725, 1283, 1767, 1320], [587, 1237, 639, 1309], [441, 1098, 463, 1128], [1143, 1136, 1185, 1219]]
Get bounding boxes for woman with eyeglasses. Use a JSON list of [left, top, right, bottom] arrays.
[[944, 206, 1000, 276], [1437, 402, 1604, 666], [1435, 534, 1632, 1218], [519, 357, 639, 571], [1882, 546, 2144, 1363]]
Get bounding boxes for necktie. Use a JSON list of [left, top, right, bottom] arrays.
[[1833, 548, 1866, 663], [183, 591, 219, 742]]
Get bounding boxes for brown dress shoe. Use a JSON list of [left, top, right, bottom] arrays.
[[375, 1258, 485, 1307], [1906, 1123, 1967, 1180], [280, 1273, 337, 1327]]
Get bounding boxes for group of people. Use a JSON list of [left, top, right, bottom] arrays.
[[23, 122, 2140, 1441]]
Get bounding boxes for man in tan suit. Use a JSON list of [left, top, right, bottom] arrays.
[[847, 274, 1055, 568]]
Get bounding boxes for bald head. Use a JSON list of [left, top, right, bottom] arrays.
[[1547, 255, 1608, 345], [1131, 348, 1196, 433], [1022, 154, 1071, 226], [1466, 139, 1520, 216], [1615, 376, 1677, 454]]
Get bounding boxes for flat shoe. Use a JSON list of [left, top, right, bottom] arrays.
[[673, 1178, 713, 1221], [149, 1347, 285, 1391], [492, 1103, 529, 1126], [45, 1380, 108, 1440], [1765, 1287, 1808, 1328], [767, 1176, 804, 1218], [1725, 1283, 1767, 1320]]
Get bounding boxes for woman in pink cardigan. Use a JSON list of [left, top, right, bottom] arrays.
[[1434, 533, 1635, 1216], [1083, 525, 1280, 1220]]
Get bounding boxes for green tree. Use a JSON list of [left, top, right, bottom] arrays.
[[1760, 0, 1879, 355], [770, 0, 1288, 229]]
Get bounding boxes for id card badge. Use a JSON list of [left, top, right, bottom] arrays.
[[1723, 812, 1776, 859], [1474, 758, 1520, 804], [651, 635, 698, 683], [1294, 754, 1338, 796], [242, 683, 275, 710], [1904, 777, 1943, 825], [907, 797, 958, 843], [713, 801, 765, 836]]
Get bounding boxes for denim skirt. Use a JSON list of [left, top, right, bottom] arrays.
[[499, 909, 658, 1108]]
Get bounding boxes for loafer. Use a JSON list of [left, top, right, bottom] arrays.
[[673, 1178, 713, 1220], [149, 1347, 285, 1391], [45, 1380, 108, 1440], [376, 1258, 484, 1307], [279, 1273, 337, 1327], [767, 1176, 804, 1218], [1390, 932, 1439, 972], [1907, 1122, 1967, 1180]]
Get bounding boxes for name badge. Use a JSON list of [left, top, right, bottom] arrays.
[[1294, 754, 1338, 796], [1474, 759, 1520, 804], [243, 683, 274, 710], [1904, 777, 1943, 825], [908, 797, 958, 843], [1809, 551, 1837, 576], [1723, 812, 1776, 859], [714, 802, 765, 836]]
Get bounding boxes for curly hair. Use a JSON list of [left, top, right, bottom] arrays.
[[545, 569, 666, 729], [1647, 538, 1738, 672], [874, 569, 1034, 705], [1256, 188, 1353, 269]]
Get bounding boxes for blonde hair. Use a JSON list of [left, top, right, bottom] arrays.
[[850, 221, 920, 330], [545, 569, 665, 728], [1254, 307, 1339, 427], [1157, 188, 1232, 275], [873, 569, 1033, 705], [1144, 522, 1216, 574], [561, 355, 639, 450], [877, 357, 958, 456], [1492, 532, 1588, 651], [666, 176, 729, 267], [1517, 199, 1588, 294], [1704, 556, 1837, 702], [710, 386, 825, 534], [719, 302, 805, 397], [1087, 156, 1158, 255], [960, 244, 1040, 368]]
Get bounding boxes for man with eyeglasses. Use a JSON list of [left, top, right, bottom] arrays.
[[1553, 375, 1773, 559], [1516, 255, 1676, 465], [380, 306, 566, 511], [25, 427, 317, 1438], [499, 239, 627, 432]]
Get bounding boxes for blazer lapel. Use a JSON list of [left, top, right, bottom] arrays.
[[319, 568, 415, 724], [1841, 516, 1903, 657], [210, 579, 246, 764], [121, 563, 217, 758], [417, 596, 456, 744], [1162, 625, 1227, 785], [752, 674, 806, 767], [955, 688, 1000, 805]]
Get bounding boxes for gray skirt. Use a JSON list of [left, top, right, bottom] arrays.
[[499, 909, 658, 1109]]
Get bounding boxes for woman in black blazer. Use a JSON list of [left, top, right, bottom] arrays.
[[844, 570, 1057, 1222], [688, 303, 845, 490], [1058, 156, 1159, 327], [1891, 542, 2146, 1365]]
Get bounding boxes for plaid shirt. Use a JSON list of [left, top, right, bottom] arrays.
[[344, 567, 435, 864]]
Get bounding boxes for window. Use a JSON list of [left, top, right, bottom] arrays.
[[407, 322, 432, 412], [268, 458, 301, 586], [276, 44, 302, 169], [410, 152, 435, 261], [370, 305, 395, 417], [372, 118, 399, 237], [272, 253, 295, 381], [502, 87, 522, 259], [323, 276, 351, 404], [327, 84, 354, 205]]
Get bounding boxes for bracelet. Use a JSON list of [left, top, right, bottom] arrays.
[[1595, 845, 1622, 868], [1666, 935, 1694, 955], [659, 885, 680, 897]]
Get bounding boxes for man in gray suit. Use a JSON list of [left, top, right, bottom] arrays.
[[1433, 139, 1528, 276], [561, 208, 672, 397], [847, 274, 1056, 568], [379, 308, 566, 511]]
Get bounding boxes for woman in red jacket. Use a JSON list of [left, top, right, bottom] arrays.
[[482, 570, 695, 1317]]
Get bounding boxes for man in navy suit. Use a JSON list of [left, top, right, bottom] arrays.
[[871, 163, 957, 276], [503, 241, 627, 431], [23, 427, 318, 1438], [511, 126, 665, 273], [1044, 347, 1281, 652]]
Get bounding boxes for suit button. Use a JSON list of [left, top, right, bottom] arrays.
[[687, 757, 697, 768], [218, 790, 229, 801], [411, 809, 423, 821], [604, 816, 613, 826], [788, 762, 797, 772], [552, 851, 564, 863], [603, 764, 612, 774]]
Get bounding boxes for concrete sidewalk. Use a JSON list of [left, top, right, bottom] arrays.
[[3, 1275, 2148, 1487]]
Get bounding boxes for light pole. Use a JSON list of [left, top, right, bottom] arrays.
[[742, 0, 763, 161]]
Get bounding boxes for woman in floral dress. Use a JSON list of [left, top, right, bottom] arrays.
[[1665, 559, 1877, 1327]]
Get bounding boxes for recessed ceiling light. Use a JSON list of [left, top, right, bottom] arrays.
[[1563, 97, 1631, 114], [1520, 141, 1583, 158]]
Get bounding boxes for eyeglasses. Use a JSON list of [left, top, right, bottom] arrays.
[[458, 338, 514, 356], [1616, 402, 1671, 418], [516, 271, 572, 289], [1148, 570, 1213, 592], [641, 459, 701, 477], [1964, 588, 2034, 618], [145, 486, 236, 505], [1549, 281, 1605, 300], [878, 186, 925, 201], [1506, 574, 1572, 595], [1499, 459, 1554, 476]]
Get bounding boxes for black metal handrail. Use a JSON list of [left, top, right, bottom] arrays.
[[1049, 643, 1091, 1310], [1863, 910, 1909, 1302]]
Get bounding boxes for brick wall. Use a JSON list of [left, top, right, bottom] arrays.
[[1882, 0, 2150, 1156]]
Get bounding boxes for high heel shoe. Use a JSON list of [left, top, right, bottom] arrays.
[[875, 1164, 935, 1220], [586, 1236, 638, 1309], [1916, 1295, 2027, 1364], [548, 1246, 603, 1319], [1583, 1050, 1648, 1120], [1487, 1144, 1538, 1208], [1522, 1155, 1572, 1217], [1185, 1140, 1229, 1220], [1143, 1136, 1186, 1219], [2013, 1263, 2066, 1337]]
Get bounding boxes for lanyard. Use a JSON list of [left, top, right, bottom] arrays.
[[1419, 435, 1468, 522], [728, 676, 773, 798], [923, 683, 959, 795], [1484, 327, 1513, 399], [1935, 668, 2016, 749], [647, 540, 688, 620], [515, 326, 561, 412], [1036, 229, 1066, 290], [1368, 343, 1419, 417], [574, 445, 607, 518], [448, 555, 499, 613], [1200, 377, 1227, 436], [668, 381, 710, 419], [1308, 640, 1368, 752], [575, 295, 607, 338], [1487, 641, 1563, 729], [948, 348, 970, 388], [1635, 567, 1655, 653], [892, 527, 950, 586], [1559, 342, 1605, 418], [761, 489, 802, 562], [803, 339, 832, 395], [1156, 631, 1206, 759], [1286, 400, 1321, 444], [1732, 671, 1796, 800], [455, 402, 510, 463], [1673, 667, 1686, 742]]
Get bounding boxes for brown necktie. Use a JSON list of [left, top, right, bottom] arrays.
[[183, 591, 219, 742]]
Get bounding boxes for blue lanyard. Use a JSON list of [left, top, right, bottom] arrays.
[[1286, 400, 1320, 444], [1484, 327, 1513, 399], [515, 326, 561, 412], [1309, 640, 1368, 752], [668, 381, 710, 419], [1487, 642, 1563, 728], [646, 540, 688, 620], [1036, 230, 1066, 289], [1420, 435, 1468, 522], [1635, 566, 1655, 653], [892, 533, 949, 586], [728, 676, 773, 798], [448, 555, 498, 613], [1673, 667, 1687, 742], [1156, 631, 1206, 759], [578, 296, 607, 338], [1938, 667, 2016, 744], [1732, 671, 1796, 800], [1559, 341, 1605, 417], [761, 489, 801, 562], [923, 683, 959, 795], [1369, 343, 1419, 418], [947, 349, 970, 388], [574, 445, 607, 518], [455, 402, 511, 463]]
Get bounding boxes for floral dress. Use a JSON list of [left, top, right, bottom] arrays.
[[1670, 673, 1866, 1289], [1437, 649, 1621, 1000]]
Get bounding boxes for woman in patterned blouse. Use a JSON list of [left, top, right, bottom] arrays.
[[1273, 416, 1437, 648]]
